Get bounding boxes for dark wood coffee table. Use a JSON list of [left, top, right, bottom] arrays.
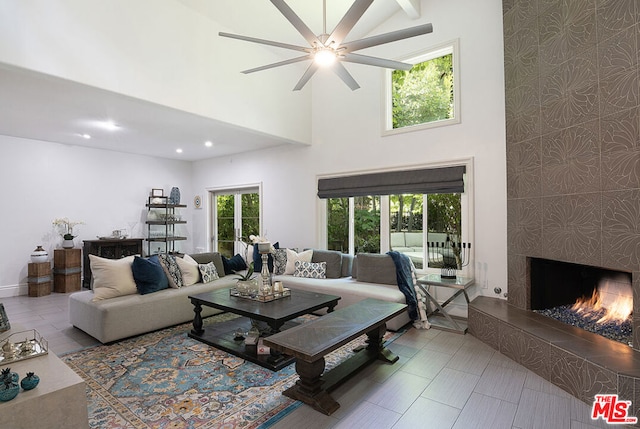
[[264, 298, 407, 414], [188, 288, 341, 371]]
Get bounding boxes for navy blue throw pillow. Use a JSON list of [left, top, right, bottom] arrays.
[[132, 255, 169, 295], [222, 254, 247, 274], [253, 242, 279, 272]]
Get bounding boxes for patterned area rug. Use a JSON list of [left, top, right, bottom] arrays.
[[61, 313, 400, 429]]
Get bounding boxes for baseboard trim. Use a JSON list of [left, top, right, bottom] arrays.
[[0, 284, 27, 298]]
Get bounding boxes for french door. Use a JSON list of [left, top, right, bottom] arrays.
[[210, 187, 260, 258]]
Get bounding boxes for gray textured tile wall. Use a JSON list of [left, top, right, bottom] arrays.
[[504, 0, 640, 349]]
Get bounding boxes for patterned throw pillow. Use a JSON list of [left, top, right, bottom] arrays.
[[158, 253, 184, 288], [199, 262, 219, 283], [273, 248, 287, 275], [293, 260, 327, 279]]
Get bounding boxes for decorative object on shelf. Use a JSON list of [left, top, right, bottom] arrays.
[[151, 188, 164, 197], [30, 246, 48, 263], [0, 303, 9, 333], [20, 372, 40, 390], [194, 195, 202, 209], [52, 217, 84, 248], [169, 187, 181, 205], [0, 379, 19, 402], [427, 238, 471, 280], [0, 329, 48, 365]]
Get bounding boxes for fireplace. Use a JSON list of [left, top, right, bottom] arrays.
[[529, 258, 633, 346]]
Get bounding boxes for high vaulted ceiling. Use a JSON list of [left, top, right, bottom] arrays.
[[0, 0, 422, 161]]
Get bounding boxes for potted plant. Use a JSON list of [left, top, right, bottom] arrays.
[[52, 217, 84, 249], [234, 262, 257, 296]]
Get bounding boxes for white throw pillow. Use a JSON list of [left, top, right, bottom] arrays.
[[90, 255, 137, 301], [176, 254, 200, 286], [284, 249, 313, 275]]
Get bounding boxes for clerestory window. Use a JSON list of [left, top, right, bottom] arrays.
[[383, 40, 460, 135]]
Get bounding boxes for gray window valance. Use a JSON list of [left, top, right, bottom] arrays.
[[317, 165, 466, 198]]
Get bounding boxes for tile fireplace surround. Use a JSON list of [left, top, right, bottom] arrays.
[[469, 0, 640, 424]]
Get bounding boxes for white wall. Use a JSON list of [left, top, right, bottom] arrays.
[[191, 0, 508, 299], [0, 0, 312, 144], [0, 136, 192, 297]]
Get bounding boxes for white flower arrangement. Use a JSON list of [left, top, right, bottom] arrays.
[[52, 217, 85, 240]]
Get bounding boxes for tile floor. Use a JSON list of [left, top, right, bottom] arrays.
[[0, 293, 624, 429]]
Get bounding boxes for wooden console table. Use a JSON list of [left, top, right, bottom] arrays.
[[82, 238, 143, 288], [416, 273, 474, 334], [264, 298, 406, 415]]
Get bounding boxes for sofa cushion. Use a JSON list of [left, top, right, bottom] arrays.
[[199, 262, 220, 283], [273, 248, 287, 275], [189, 252, 225, 278], [222, 254, 247, 274], [353, 253, 398, 285], [341, 254, 354, 277], [294, 261, 326, 279], [176, 254, 200, 286], [285, 249, 313, 275], [132, 255, 169, 295], [405, 232, 423, 248], [158, 254, 184, 288], [311, 250, 342, 279], [390, 232, 406, 248], [90, 255, 137, 301]]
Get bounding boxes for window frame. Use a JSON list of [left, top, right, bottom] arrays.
[[318, 158, 474, 278], [381, 39, 461, 136]]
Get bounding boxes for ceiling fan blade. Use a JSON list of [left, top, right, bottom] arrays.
[[342, 53, 413, 70], [219, 32, 309, 53], [325, 0, 374, 47], [341, 23, 433, 53], [333, 62, 360, 91], [271, 0, 322, 46], [242, 56, 311, 74], [293, 62, 320, 91]]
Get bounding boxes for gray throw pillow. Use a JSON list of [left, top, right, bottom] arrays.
[[341, 254, 354, 278], [311, 250, 342, 279], [353, 253, 398, 285], [188, 252, 225, 278]]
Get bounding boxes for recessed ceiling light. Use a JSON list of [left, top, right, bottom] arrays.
[[176, 148, 183, 154], [204, 141, 213, 147], [80, 133, 91, 139]]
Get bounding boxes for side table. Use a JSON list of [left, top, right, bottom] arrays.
[[53, 249, 81, 293], [416, 273, 474, 334], [0, 325, 89, 428]]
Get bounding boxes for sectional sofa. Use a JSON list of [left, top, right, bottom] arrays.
[[69, 251, 412, 343]]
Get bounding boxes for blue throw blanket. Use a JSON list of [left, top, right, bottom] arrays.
[[387, 251, 419, 320]]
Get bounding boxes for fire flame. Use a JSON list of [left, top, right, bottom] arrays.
[[571, 278, 633, 324]]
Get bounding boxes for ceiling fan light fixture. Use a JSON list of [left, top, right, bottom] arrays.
[[314, 48, 337, 67]]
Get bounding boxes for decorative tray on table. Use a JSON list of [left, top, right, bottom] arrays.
[[229, 288, 291, 302], [0, 329, 48, 365]]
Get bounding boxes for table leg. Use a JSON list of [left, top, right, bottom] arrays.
[[283, 357, 340, 415], [366, 323, 399, 364], [190, 301, 204, 335]]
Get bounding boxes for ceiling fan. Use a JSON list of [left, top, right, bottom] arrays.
[[219, 0, 433, 91]]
